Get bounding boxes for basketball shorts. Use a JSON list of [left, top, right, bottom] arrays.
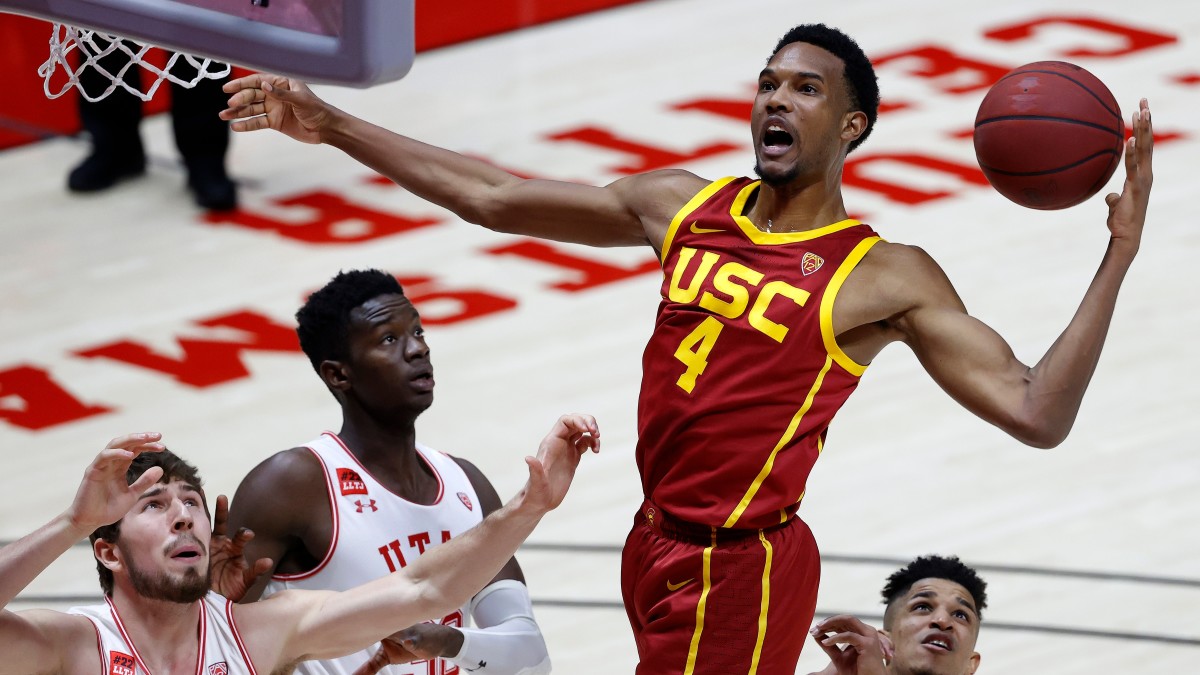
[[620, 500, 820, 675]]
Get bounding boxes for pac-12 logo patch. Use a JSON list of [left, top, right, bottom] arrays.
[[209, 662, 229, 675], [801, 252, 825, 276], [108, 652, 135, 675], [457, 491, 474, 511], [337, 468, 368, 496]]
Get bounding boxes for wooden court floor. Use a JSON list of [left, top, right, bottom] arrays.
[[1, 0, 1197, 672]]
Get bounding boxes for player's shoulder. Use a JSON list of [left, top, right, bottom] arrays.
[[609, 169, 710, 204], [238, 445, 324, 494], [860, 240, 949, 283]]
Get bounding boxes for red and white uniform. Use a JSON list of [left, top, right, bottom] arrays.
[[261, 432, 484, 675], [623, 176, 883, 674], [69, 592, 257, 675]]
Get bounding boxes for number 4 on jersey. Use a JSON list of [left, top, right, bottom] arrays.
[[673, 316, 724, 393]]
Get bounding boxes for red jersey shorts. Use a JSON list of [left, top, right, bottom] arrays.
[[621, 500, 821, 675]]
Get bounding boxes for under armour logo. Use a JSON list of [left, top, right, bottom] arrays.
[[354, 499, 378, 513]]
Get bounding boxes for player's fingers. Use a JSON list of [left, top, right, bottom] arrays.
[[105, 432, 163, 451], [212, 495, 230, 535], [229, 115, 272, 134], [222, 73, 265, 94], [350, 647, 390, 675], [127, 466, 165, 494]]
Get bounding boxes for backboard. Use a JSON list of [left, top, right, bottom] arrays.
[[1, 0, 414, 86]]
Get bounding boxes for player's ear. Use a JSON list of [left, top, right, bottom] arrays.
[[841, 110, 867, 145], [94, 538, 121, 573], [967, 651, 981, 674], [320, 359, 351, 392]]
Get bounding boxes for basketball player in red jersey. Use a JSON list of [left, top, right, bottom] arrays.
[[220, 22, 1154, 674], [0, 417, 596, 675], [224, 270, 553, 675]]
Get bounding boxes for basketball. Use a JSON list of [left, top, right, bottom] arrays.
[[973, 61, 1124, 210]]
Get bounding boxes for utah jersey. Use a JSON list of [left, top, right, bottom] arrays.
[[262, 432, 484, 675], [69, 592, 257, 675], [638, 176, 882, 530]]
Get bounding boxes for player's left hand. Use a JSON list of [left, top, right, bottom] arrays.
[[1104, 98, 1153, 256], [810, 615, 892, 675], [518, 414, 600, 514], [208, 494, 273, 602], [351, 624, 465, 675]]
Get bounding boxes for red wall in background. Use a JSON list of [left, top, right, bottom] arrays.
[[0, 0, 645, 151]]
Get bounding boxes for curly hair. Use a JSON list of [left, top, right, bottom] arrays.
[[881, 554, 988, 626], [770, 23, 880, 153], [295, 269, 405, 372]]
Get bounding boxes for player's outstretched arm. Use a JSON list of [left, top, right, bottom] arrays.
[[220, 74, 705, 249], [0, 433, 166, 675], [879, 101, 1153, 448], [236, 415, 599, 669]]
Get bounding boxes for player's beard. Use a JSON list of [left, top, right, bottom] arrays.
[[123, 540, 210, 603], [753, 161, 799, 187]]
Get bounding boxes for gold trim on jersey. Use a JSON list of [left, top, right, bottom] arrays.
[[729, 181, 863, 244], [748, 530, 775, 675], [819, 236, 883, 377], [683, 529, 718, 675], [723, 356, 834, 528], [660, 176, 738, 265]]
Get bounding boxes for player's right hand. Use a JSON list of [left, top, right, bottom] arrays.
[[351, 624, 465, 675], [65, 433, 165, 533], [220, 74, 329, 144], [810, 615, 892, 675], [519, 414, 600, 515]]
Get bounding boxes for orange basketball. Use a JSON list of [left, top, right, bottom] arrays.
[[973, 61, 1124, 210]]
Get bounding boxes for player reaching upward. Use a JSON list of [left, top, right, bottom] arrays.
[[220, 22, 1153, 675], [225, 270, 553, 675], [0, 416, 596, 675]]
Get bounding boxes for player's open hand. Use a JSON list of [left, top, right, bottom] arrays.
[[1104, 98, 1153, 256], [519, 414, 600, 514], [64, 433, 165, 534], [220, 73, 330, 144], [810, 615, 893, 675], [209, 494, 273, 602], [351, 623, 464, 675]]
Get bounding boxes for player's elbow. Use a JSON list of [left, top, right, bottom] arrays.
[[1006, 415, 1071, 449]]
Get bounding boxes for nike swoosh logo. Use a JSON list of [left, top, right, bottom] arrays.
[[689, 222, 722, 234], [667, 578, 694, 592]]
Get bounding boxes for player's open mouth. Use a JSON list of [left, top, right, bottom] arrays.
[[922, 635, 953, 652], [760, 118, 794, 158]]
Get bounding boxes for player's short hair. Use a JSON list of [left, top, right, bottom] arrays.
[[89, 450, 207, 596], [771, 23, 880, 153], [295, 269, 406, 372], [881, 554, 988, 628]]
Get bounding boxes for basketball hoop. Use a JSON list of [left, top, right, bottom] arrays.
[[39, 23, 231, 102]]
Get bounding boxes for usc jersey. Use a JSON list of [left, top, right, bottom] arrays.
[[637, 176, 882, 530]]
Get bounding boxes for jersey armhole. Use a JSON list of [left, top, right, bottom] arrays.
[[819, 236, 883, 376], [270, 445, 340, 581], [659, 176, 736, 264]]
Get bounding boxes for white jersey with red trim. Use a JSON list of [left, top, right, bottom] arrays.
[[261, 432, 484, 675], [68, 592, 257, 675]]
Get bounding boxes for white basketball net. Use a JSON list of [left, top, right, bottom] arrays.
[[39, 23, 231, 102]]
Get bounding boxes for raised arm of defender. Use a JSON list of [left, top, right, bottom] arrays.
[[235, 413, 599, 669], [220, 74, 704, 249]]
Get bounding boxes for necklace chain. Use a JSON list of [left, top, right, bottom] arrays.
[[767, 218, 774, 233]]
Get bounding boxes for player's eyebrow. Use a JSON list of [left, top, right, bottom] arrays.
[[759, 67, 825, 82]]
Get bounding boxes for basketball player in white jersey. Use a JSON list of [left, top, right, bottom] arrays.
[[223, 269, 552, 675], [0, 414, 596, 675]]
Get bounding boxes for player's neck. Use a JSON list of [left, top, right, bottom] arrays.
[[748, 180, 850, 233], [336, 419, 441, 499], [109, 588, 202, 673]]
